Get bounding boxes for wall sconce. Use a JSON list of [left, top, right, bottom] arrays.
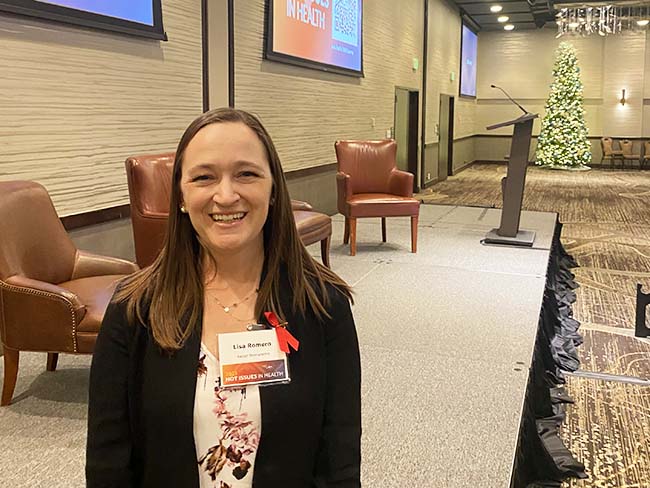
[[620, 89, 626, 105]]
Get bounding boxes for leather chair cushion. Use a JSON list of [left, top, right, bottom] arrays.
[[293, 210, 332, 247], [346, 193, 420, 218], [58, 275, 123, 333]]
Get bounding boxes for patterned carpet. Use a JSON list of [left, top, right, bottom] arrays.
[[418, 163, 650, 488]]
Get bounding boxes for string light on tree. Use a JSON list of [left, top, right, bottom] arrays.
[[535, 42, 591, 170]]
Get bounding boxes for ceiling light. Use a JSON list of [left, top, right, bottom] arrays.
[[498, 15, 509, 23], [490, 5, 503, 13], [637, 19, 650, 26], [504, 24, 515, 31]]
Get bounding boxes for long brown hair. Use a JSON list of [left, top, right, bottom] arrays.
[[115, 108, 351, 351]]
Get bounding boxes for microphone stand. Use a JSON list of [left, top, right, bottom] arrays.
[[490, 84, 528, 115]]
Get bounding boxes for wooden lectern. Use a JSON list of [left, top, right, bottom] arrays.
[[484, 113, 539, 247]]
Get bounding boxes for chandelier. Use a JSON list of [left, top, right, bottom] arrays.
[[555, 3, 650, 37]]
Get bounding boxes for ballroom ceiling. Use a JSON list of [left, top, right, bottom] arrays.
[[453, 0, 650, 31]]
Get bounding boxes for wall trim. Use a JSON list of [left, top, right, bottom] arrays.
[[420, 0, 429, 190], [61, 204, 131, 231], [201, 0, 209, 112], [452, 159, 475, 175], [228, 0, 234, 107], [285, 162, 337, 180]]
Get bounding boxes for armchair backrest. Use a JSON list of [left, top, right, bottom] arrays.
[[0, 181, 77, 284], [125, 153, 175, 267], [645, 141, 650, 156], [601, 137, 613, 156], [335, 140, 398, 194], [621, 139, 633, 156]]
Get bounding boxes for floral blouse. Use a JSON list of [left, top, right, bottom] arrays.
[[194, 343, 262, 488]]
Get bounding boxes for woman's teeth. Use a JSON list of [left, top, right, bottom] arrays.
[[212, 212, 245, 222]]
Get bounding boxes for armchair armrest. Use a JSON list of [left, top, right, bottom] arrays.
[[336, 172, 352, 214], [4, 275, 86, 313], [137, 209, 169, 219], [387, 169, 414, 197], [291, 200, 314, 212], [1, 275, 87, 352], [71, 251, 139, 280]]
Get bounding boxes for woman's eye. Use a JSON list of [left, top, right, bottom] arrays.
[[239, 171, 258, 178], [191, 174, 211, 182]]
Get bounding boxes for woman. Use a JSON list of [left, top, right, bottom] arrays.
[[86, 108, 361, 487]]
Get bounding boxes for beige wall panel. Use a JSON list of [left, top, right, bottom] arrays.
[[602, 32, 645, 137], [425, 0, 461, 143], [477, 29, 603, 100], [455, 98, 476, 139], [423, 143, 438, 184], [234, 0, 423, 173], [644, 32, 650, 98], [208, 0, 230, 109], [476, 100, 602, 137], [452, 137, 474, 172], [644, 104, 650, 137], [0, 1, 203, 216], [474, 136, 512, 162]]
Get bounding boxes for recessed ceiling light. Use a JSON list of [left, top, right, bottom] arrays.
[[637, 19, 649, 26], [490, 5, 503, 13], [498, 15, 509, 23], [504, 24, 515, 31]]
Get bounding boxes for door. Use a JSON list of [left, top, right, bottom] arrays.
[[394, 87, 420, 192], [438, 94, 454, 181]]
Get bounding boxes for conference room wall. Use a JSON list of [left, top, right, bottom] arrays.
[[232, 0, 425, 178], [475, 28, 649, 164], [422, 0, 477, 186], [0, 0, 203, 217]]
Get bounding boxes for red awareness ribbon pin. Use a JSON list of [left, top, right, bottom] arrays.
[[264, 311, 300, 354]]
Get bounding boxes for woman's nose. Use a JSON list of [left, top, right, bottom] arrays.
[[213, 178, 240, 205]]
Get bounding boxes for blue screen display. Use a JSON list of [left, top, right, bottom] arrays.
[[460, 24, 477, 97], [36, 0, 154, 26]]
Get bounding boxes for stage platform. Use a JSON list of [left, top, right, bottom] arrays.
[[312, 204, 559, 487], [0, 204, 559, 487]]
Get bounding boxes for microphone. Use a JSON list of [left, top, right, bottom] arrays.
[[490, 84, 529, 115]]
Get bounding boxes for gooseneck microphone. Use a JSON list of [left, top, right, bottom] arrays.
[[490, 84, 529, 115]]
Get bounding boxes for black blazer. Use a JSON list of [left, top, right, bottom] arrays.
[[86, 280, 361, 488]]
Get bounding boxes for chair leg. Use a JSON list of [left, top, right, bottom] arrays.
[[411, 216, 418, 253], [381, 218, 387, 243], [46, 352, 59, 372], [349, 218, 357, 256], [1, 347, 19, 406], [343, 218, 350, 245], [320, 236, 331, 268]]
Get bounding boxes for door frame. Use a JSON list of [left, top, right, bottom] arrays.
[[393, 86, 420, 193], [438, 93, 455, 181]]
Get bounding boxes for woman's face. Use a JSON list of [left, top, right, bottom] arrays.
[[180, 121, 274, 258]]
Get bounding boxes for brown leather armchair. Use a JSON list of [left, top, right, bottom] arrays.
[[0, 181, 138, 405], [642, 141, 650, 170], [125, 153, 332, 268], [335, 140, 420, 255]]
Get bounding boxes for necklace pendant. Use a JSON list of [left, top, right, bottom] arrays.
[[224, 306, 230, 313]]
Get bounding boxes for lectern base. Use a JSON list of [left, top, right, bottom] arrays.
[[484, 229, 536, 247]]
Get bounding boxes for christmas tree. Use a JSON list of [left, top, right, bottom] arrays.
[[535, 42, 591, 170]]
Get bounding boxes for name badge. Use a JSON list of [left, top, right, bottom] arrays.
[[218, 329, 290, 388]]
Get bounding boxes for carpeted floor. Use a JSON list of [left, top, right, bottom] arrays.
[[419, 163, 650, 488]]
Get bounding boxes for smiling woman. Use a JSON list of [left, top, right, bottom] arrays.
[[180, 122, 274, 260], [86, 108, 362, 488]]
